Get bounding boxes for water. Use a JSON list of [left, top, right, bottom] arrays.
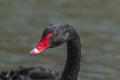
[[0, 0, 120, 80]]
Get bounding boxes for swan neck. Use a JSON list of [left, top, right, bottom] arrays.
[[60, 37, 81, 80]]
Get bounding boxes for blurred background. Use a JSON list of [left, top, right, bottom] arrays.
[[0, 0, 120, 80]]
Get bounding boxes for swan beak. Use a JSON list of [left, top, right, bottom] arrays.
[[30, 45, 48, 56], [30, 47, 47, 56], [30, 33, 52, 56]]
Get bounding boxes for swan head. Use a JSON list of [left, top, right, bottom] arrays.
[[31, 23, 75, 56]]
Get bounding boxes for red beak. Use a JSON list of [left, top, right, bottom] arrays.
[[31, 33, 53, 56]]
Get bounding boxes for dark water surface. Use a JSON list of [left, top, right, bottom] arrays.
[[0, 0, 120, 80]]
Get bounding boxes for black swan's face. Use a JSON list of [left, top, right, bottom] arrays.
[[31, 24, 71, 56]]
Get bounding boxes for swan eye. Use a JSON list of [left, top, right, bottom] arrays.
[[52, 31, 57, 36]]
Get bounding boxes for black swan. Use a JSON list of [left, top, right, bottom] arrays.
[[31, 23, 81, 80], [0, 23, 81, 80]]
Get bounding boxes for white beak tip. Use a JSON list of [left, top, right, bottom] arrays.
[[30, 48, 40, 56]]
